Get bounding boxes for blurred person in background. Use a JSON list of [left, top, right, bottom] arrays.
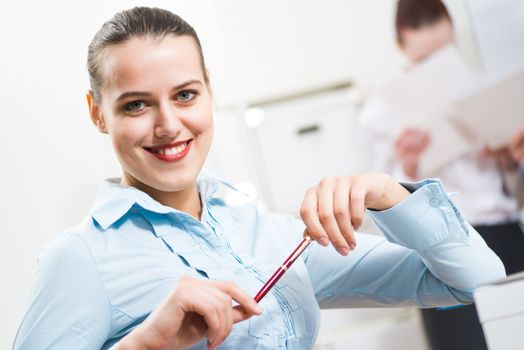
[[358, 0, 524, 349], [509, 129, 524, 166]]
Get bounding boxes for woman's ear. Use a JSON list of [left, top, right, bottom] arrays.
[[205, 68, 213, 96], [86, 91, 108, 134]]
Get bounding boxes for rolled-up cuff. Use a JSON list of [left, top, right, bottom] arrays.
[[367, 179, 469, 251]]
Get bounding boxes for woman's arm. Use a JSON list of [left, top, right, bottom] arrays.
[[14, 235, 260, 350], [13, 234, 112, 349], [300, 174, 505, 308]]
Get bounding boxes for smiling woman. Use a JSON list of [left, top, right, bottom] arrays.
[[87, 33, 214, 215], [13, 6, 506, 350]]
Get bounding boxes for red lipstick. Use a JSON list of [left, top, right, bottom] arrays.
[[145, 140, 192, 162]]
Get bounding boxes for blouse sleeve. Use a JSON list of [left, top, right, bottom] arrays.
[[13, 234, 112, 350], [303, 179, 506, 308]]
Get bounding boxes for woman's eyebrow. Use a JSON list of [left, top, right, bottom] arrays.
[[171, 79, 203, 91], [116, 91, 151, 102], [115, 79, 203, 102]]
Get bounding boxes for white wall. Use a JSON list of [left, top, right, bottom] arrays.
[[0, 0, 486, 348], [209, 0, 404, 104]]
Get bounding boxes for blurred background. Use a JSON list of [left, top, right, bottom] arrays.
[[1, 0, 523, 349]]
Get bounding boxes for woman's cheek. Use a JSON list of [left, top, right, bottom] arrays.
[[185, 101, 213, 132], [112, 119, 150, 154]]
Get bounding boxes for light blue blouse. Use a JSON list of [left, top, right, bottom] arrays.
[[13, 176, 505, 350]]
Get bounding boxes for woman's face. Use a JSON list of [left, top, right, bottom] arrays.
[[399, 17, 454, 64], [93, 35, 213, 193]]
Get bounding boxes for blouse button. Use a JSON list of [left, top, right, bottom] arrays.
[[429, 198, 441, 207], [234, 268, 244, 276]]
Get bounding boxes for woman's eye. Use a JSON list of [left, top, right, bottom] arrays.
[[177, 90, 197, 102], [123, 101, 146, 112]]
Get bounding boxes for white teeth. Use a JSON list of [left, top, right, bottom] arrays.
[[152, 141, 188, 156]]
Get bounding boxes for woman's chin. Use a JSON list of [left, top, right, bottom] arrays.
[[148, 176, 197, 193], [122, 171, 196, 194]]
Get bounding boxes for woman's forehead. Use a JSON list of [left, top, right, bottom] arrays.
[[100, 35, 204, 92]]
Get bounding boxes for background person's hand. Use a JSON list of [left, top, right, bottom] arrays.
[[394, 128, 431, 180], [300, 173, 410, 256], [483, 146, 519, 171], [509, 129, 524, 165], [119, 276, 262, 350]]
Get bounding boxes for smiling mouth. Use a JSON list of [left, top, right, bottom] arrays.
[[144, 139, 192, 162]]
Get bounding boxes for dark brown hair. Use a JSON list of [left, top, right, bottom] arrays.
[[87, 7, 208, 103], [395, 0, 451, 45]]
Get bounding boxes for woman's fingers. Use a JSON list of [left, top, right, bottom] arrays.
[[128, 276, 260, 350], [205, 280, 264, 349], [317, 178, 351, 255], [184, 286, 225, 349], [300, 173, 408, 256], [301, 177, 360, 255], [513, 148, 524, 163], [349, 177, 367, 233], [510, 129, 524, 163], [395, 129, 429, 179], [201, 280, 263, 349], [397, 128, 429, 153], [300, 187, 330, 246], [197, 298, 223, 349], [332, 177, 356, 250], [403, 155, 418, 179], [420, 132, 431, 152], [214, 281, 262, 321], [176, 278, 260, 350], [212, 291, 232, 349]]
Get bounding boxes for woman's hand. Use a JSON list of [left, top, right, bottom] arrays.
[[509, 129, 524, 165], [300, 173, 410, 256], [394, 128, 430, 180], [119, 276, 262, 350], [483, 146, 518, 171]]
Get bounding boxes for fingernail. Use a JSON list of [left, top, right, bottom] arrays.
[[350, 243, 356, 250], [337, 247, 349, 256], [318, 237, 329, 246]]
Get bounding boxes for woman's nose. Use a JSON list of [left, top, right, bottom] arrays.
[[154, 103, 182, 138]]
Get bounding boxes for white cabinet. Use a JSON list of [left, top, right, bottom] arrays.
[[314, 308, 429, 350], [247, 87, 360, 214], [474, 271, 524, 350]]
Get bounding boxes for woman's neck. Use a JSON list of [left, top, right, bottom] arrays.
[[121, 173, 202, 220]]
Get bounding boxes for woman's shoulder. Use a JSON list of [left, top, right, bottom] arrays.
[[37, 213, 118, 272], [17, 222, 114, 349], [38, 221, 100, 269]]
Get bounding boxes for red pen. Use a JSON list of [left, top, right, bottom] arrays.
[[254, 235, 312, 303]]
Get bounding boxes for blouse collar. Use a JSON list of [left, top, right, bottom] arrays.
[[89, 173, 244, 230]]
